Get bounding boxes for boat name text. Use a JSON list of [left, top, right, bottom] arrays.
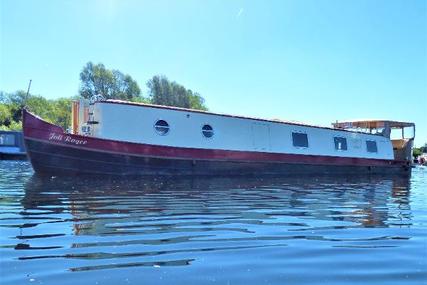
[[49, 133, 88, 145]]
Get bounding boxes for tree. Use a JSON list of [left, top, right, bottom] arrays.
[[147, 75, 208, 110], [188, 91, 207, 111], [0, 91, 74, 131], [79, 62, 142, 101], [0, 103, 12, 126], [1, 90, 27, 123], [48, 97, 73, 130], [413, 147, 422, 158]]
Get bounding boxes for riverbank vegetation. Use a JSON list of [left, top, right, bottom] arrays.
[[0, 62, 208, 131], [413, 145, 427, 158]]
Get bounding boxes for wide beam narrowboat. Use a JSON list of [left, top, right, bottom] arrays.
[[22, 97, 415, 176]]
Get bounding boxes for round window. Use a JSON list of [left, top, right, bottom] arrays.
[[154, 120, 169, 135], [202, 124, 214, 138]]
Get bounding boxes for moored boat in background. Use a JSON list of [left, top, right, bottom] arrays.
[[0, 131, 27, 160], [22, 97, 415, 176]]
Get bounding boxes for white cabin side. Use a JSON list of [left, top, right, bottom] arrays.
[[87, 101, 394, 160]]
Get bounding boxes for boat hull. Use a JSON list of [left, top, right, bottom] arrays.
[[22, 109, 411, 177]]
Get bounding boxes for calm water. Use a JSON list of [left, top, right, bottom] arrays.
[[0, 162, 426, 285]]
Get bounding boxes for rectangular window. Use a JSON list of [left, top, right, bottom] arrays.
[[366, 140, 378, 153], [292, 132, 308, 148], [0, 134, 16, 146], [334, 137, 347, 150]]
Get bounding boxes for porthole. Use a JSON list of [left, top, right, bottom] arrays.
[[154, 120, 169, 135], [202, 124, 214, 138]]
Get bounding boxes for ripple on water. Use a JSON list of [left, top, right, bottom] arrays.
[[0, 161, 426, 285]]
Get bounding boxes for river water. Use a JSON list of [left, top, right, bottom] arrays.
[[0, 161, 426, 285]]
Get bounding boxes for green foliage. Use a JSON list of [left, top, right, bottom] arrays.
[[413, 148, 422, 158], [130, 96, 151, 104], [413, 144, 427, 158], [0, 91, 74, 131], [0, 120, 22, 131], [147, 75, 208, 110], [79, 62, 142, 101], [0, 103, 12, 125], [1, 63, 209, 131], [188, 92, 208, 111], [50, 98, 73, 130]]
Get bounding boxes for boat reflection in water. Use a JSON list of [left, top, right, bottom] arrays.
[[20, 175, 412, 274]]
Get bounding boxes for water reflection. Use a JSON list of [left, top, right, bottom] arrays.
[[18, 175, 413, 269], [21, 175, 412, 234], [2, 164, 425, 285]]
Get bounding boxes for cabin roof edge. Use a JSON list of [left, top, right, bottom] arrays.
[[98, 99, 394, 135]]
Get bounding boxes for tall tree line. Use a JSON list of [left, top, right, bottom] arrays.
[[0, 91, 74, 131], [79, 62, 207, 110], [0, 61, 208, 131], [147, 75, 207, 110]]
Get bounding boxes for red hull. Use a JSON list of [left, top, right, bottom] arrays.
[[22, 109, 410, 176]]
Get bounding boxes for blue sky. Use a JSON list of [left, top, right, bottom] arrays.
[[1, 0, 426, 145]]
